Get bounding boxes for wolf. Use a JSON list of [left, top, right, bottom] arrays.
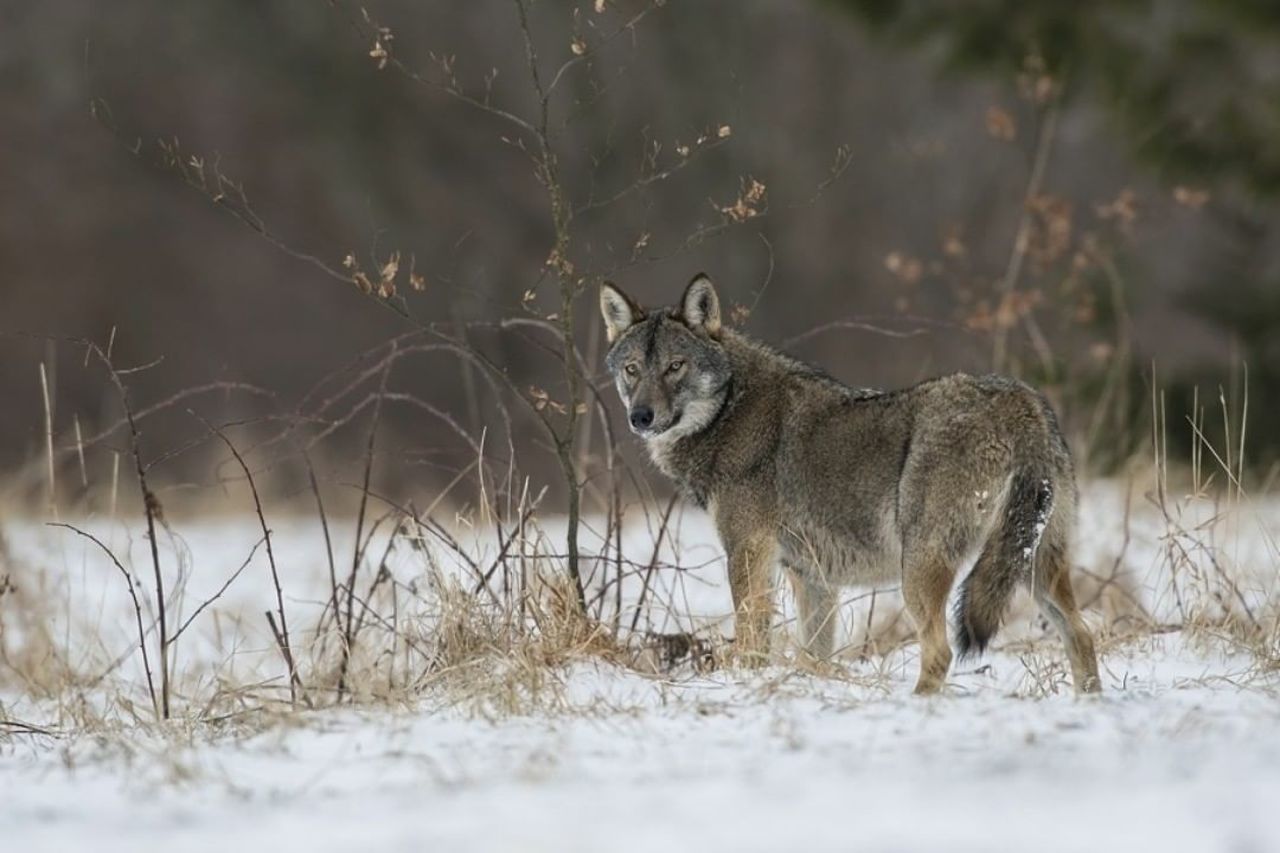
[[600, 274, 1101, 694]]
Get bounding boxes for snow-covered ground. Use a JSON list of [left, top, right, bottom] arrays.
[[5, 636, 1280, 853], [2, 484, 1279, 852]]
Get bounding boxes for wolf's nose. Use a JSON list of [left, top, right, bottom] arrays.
[[630, 406, 655, 430]]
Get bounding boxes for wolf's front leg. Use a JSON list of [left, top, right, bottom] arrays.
[[724, 532, 777, 666], [716, 495, 779, 666]]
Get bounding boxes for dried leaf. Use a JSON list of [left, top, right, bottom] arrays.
[[984, 106, 1016, 141], [545, 248, 575, 277], [716, 176, 766, 223], [942, 230, 967, 259], [884, 252, 922, 285], [1095, 189, 1137, 230], [380, 251, 400, 283], [1173, 186, 1209, 210]]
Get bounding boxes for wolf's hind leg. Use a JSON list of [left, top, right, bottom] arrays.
[[1031, 534, 1101, 694], [902, 548, 956, 695], [785, 566, 837, 659]]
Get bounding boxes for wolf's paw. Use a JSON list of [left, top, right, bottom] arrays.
[[911, 676, 949, 696], [792, 651, 845, 679], [1074, 674, 1103, 695]]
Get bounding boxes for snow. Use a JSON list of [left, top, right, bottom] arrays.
[[2, 483, 1279, 852], [5, 639, 1280, 853]]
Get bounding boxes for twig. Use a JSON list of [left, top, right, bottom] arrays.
[[197, 414, 302, 704], [631, 493, 680, 634], [303, 447, 342, 651], [104, 343, 172, 720], [781, 319, 934, 349], [39, 363, 57, 520], [0, 719, 60, 737], [992, 102, 1060, 373], [474, 497, 545, 595], [170, 536, 266, 644], [514, 0, 588, 615], [326, 0, 538, 137], [1081, 476, 1135, 612], [339, 349, 394, 698], [47, 522, 158, 717]]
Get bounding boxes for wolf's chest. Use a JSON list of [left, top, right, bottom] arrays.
[[645, 435, 680, 477], [646, 436, 715, 506]]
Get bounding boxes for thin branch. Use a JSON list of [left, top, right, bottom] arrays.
[[631, 493, 680, 634], [338, 349, 394, 698], [47, 522, 157, 717], [170, 535, 266, 644], [781, 319, 934, 349], [0, 719, 60, 737], [574, 137, 731, 217], [992, 102, 1060, 373], [544, 3, 663, 98], [197, 414, 302, 704], [326, 0, 538, 136]]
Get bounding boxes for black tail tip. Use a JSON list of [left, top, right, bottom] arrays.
[[954, 622, 991, 661], [953, 583, 994, 661]]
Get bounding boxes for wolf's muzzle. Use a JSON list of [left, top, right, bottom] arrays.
[[629, 405, 655, 430]]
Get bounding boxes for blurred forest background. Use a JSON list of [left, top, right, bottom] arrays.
[[3, 0, 1280, 508]]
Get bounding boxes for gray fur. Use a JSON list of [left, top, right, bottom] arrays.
[[600, 275, 1101, 694]]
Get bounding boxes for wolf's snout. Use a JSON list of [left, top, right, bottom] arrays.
[[629, 406, 655, 430]]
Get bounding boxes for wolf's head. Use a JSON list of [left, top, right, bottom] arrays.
[[599, 274, 732, 442]]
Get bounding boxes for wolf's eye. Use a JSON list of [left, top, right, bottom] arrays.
[[624, 363, 639, 377], [667, 360, 685, 374]]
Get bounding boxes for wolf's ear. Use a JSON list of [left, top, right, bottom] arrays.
[[681, 273, 721, 335], [600, 282, 643, 343]]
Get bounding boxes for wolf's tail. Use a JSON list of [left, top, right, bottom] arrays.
[[953, 467, 1055, 658]]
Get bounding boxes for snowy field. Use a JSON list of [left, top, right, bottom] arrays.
[[2, 483, 1279, 852], [5, 637, 1280, 852]]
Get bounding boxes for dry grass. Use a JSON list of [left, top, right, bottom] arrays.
[[1, 366, 1278, 737], [0, 529, 77, 700]]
